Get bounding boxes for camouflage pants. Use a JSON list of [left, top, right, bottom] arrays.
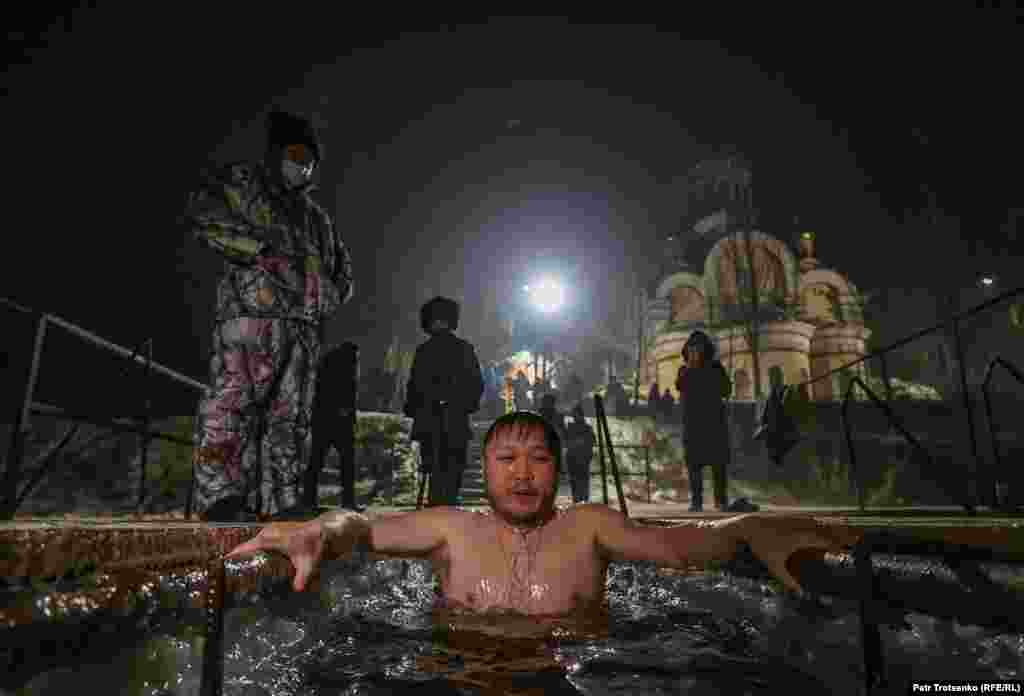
[[192, 316, 319, 517]]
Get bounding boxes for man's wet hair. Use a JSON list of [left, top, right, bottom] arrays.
[[482, 411, 562, 474]]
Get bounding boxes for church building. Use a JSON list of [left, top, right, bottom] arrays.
[[644, 156, 872, 402]]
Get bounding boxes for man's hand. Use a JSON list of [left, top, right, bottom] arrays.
[[721, 514, 863, 596], [223, 519, 328, 592]]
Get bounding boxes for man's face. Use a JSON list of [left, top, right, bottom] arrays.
[[283, 143, 316, 171], [484, 423, 558, 526], [281, 143, 316, 188], [686, 346, 705, 367]]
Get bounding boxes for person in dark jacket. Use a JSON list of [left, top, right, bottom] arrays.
[[647, 382, 661, 416], [565, 404, 596, 503], [605, 375, 628, 416], [513, 370, 531, 410], [403, 297, 485, 507], [660, 387, 675, 419], [564, 373, 585, 410], [308, 342, 359, 510], [537, 394, 567, 447], [537, 393, 567, 497], [675, 330, 732, 512]]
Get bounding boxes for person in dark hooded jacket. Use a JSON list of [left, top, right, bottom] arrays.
[[675, 330, 732, 512], [308, 342, 359, 511], [185, 109, 353, 522], [565, 404, 596, 503], [403, 297, 485, 506], [647, 382, 661, 416]]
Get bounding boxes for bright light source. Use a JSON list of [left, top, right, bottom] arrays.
[[526, 277, 565, 314], [980, 276, 996, 288]]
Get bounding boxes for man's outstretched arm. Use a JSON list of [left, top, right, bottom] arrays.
[[319, 506, 453, 560], [586, 504, 859, 595], [225, 506, 457, 592], [586, 504, 743, 569]]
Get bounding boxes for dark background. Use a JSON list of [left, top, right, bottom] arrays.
[[4, 10, 1020, 405]]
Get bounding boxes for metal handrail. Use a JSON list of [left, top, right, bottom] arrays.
[[849, 529, 1024, 694], [44, 313, 206, 391], [27, 402, 194, 447], [791, 285, 1022, 513], [981, 356, 1024, 509], [839, 376, 950, 514], [792, 284, 1024, 392], [2, 300, 208, 520], [594, 394, 629, 518], [591, 443, 653, 503]]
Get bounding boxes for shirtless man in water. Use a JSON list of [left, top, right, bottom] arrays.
[[225, 411, 855, 612]]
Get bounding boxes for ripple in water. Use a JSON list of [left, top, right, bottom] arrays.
[[12, 556, 1024, 695]]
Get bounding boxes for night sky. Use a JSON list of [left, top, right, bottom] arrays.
[[4, 11, 1020, 397]]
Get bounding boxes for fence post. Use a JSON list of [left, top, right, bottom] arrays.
[[2, 313, 48, 520], [950, 318, 981, 512], [854, 535, 886, 694], [136, 339, 154, 512], [200, 556, 226, 696], [645, 445, 651, 504], [597, 409, 609, 506], [878, 353, 893, 405]]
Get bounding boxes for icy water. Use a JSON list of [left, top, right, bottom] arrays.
[[9, 554, 1024, 695]]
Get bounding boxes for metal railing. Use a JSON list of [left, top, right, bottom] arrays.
[[593, 394, 629, 517], [848, 530, 1024, 694], [838, 375, 948, 513], [789, 284, 1024, 515], [1, 297, 207, 520], [981, 357, 1024, 509], [593, 443, 652, 504]]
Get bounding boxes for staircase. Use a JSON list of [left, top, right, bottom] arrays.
[[457, 421, 492, 506]]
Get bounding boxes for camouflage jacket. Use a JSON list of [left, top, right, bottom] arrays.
[[184, 161, 353, 325]]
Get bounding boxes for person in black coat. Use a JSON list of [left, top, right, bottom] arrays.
[[565, 404, 596, 503], [563, 372, 585, 410], [513, 370, 531, 410], [403, 297, 485, 506], [606, 375, 628, 416], [647, 382, 661, 417], [537, 393, 567, 451], [675, 331, 733, 512], [308, 342, 359, 510], [660, 387, 675, 419]]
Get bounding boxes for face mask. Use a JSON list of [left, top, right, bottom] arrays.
[[281, 158, 313, 189]]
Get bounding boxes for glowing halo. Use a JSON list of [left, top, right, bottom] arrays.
[[525, 277, 565, 314]]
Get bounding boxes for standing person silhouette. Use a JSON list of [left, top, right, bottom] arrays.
[[308, 342, 360, 511], [676, 331, 733, 512], [565, 404, 596, 503], [647, 381, 661, 417], [403, 297, 484, 506]]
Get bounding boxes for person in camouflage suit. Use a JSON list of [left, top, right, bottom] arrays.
[[184, 110, 353, 521]]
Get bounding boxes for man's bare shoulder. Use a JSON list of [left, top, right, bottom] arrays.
[[568, 503, 619, 522]]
